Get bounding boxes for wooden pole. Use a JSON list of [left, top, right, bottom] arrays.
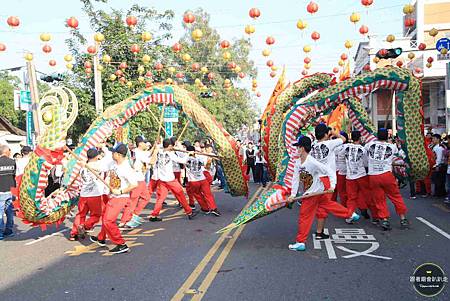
[[147, 106, 170, 138], [173, 148, 222, 159], [149, 104, 166, 164], [291, 190, 334, 201], [26, 61, 40, 137], [176, 120, 190, 143], [64, 146, 112, 191]]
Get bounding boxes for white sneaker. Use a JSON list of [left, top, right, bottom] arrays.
[[288, 242, 306, 251]]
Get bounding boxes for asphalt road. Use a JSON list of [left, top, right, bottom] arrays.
[[0, 183, 449, 301]]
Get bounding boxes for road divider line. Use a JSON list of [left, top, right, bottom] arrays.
[[25, 229, 69, 246], [416, 217, 450, 240], [171, 186, 265, 301]]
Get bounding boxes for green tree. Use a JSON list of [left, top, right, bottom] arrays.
[[0, 71, 25, 129]]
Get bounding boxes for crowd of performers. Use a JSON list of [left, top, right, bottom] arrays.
[[288, 125, 411, 252], [66, 136, 223, 254]]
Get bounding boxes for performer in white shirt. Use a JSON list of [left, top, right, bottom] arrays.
[[15, 146, 32, 178], [185, 145, 220, 216], [120, 136, 152, 229], [287, 136, 359, 251], [90, 143, 138, 254], [70, 148, 106, 241], [339, 131, 373, 221], [333, 131, 348, 206], [309, 123, 347, 239], [365, 128, 409, 230], [149, 138, 197, 221]]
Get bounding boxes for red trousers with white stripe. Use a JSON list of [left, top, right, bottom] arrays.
[[121, 181, 150, 223], [332, 173, 348, 206], [133, 179, 157, 216], [369, 172, 408, 219], [70, 195, 103, 236], [345, 176, 372, 214], [189, 179, 217, 211], [151, 180, 192, 217], [296, 177, 351, 243], [98, 197, 128, 245]]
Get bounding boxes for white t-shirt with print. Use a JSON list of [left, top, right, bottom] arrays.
[[335, 144, 347, 176], [290, 155, 335, 197], [310, 138, 344, 183], [109, 161, 139, 198], [185, 156, 207, 182], [133, 148, 151, 182], [79, 161, 107, 197], [340, 144, 367, 180], [15, 156, 30, 176], [365, 141, 398, 175], [154, 150, 187, 182]]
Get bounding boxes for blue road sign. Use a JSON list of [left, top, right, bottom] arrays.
[[436, 38, 450, 51]]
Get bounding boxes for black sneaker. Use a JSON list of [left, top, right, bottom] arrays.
[[189, 205, 196, 210], [188, 210, 198, 220], [89, 236, 106, 247], [400, 218, 410, 228], [210, 209, 221, 217], [360, 209, 370, 219], [149, 216, 162, 222], [371, 218, 380, 225], [380, 220, 391, 231], [109, 244, 129, 254], [314, 232, 330, 240], [69, 234, 79, 241]]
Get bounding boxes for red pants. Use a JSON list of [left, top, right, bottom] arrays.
[[416, 176, 432, 195], [332, 173, 348, 206], [71, 195, 103, 236], [186, 182, 196, 207], [369, 172, 408, 219], [121, 181, 150, 223], [296, 192, 351, 243], [189, 179, 217, 211], [174, 171, 182, 184], [203, 171, 213, 185], [345, 177, 372, 214], [98, 197, 128, 245], [151, 180, 192, 217], [133, 179, 157, 216]]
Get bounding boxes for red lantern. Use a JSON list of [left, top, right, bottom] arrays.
[[227, 62, 237, 70], [266, 36, 275, 45], [238, 72, 245, 79], [220, 40, 230, 49], [49, 60, 56, 67], [332, 67, 339, 73], [418, 43, 427, 51], [363, 64, 371, 71], [415, 67, 422, 73], [115, 70, 124, 77], [85, 68, 92, 74], [266, 60, 274, 67], [42, 44, 52, 53], [191, 63, 200, 71], [0, 43, 6, 52], [119, 77, 126, 84], [119, 62, 128, 70], [404, 18, 416, 28], [359, 25, 369, 35], [176, 72, 184, 79], [172, 43, 182, 53], [270, 71, 277, 78], [340, 53, 348, 61], [302, 70, 308, 76], [130, 44, 140, 54], [256, 92, 261, 97], [7, 16, 20, 27], [427, 57, 434, 63], [183, 12, 195, 24], [145, 71, 152, 78], [154, 62, 163, 71], [87, 45, 97, 54], [379, 49, 388, 56], [84, 61, 92, 69], [311, 31, 320, 41], [307, 1, 319, 14], [207, 72, 215, 80], [396, 61, 403, 67], [304, 57, 311, 64], [249, 8, 261, 19], [126, 16, 137, 27], [361, 0, 373, 7], [66, 17, 79, 29]]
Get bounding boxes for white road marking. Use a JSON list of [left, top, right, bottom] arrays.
[[24, 229, 69, 246], [416, 217, 450, 240]]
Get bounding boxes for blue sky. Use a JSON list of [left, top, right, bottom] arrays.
[[0, 0, 408, 110]]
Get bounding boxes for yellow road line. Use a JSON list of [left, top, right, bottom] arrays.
[[171, 186, 265, 301]]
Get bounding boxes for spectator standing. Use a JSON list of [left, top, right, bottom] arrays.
[[0, 144, 16, 240], [431, 134, 447, 197]]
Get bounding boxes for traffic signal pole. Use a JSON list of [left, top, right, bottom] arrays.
[[26, 61, 41, 138]]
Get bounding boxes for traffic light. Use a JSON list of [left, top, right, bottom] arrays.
[[40, 73, 64, 82], [376, 48, 402, 59]]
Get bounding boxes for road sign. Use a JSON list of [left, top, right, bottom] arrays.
[[20, 90, 32, 111], [26, 111, 34, 146], [436, 38, 450, 52], [13, 90, 20, 110], [437, 53, 450, 61], [165, 122, 173, 137], [163, 106, 179, 123]]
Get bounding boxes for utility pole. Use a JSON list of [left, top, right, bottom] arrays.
[[26, 61, 41, 141], [93, 42, 103, 115], [446, 62, 450, 132], [392, 91, 397, 136]]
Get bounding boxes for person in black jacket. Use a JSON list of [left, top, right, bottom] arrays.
[[245, 141, 256, 182], [0, 144, 16, 240]]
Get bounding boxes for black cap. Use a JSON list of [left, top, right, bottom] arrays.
[[162, 138, 172, 148], [87, 148, 99, 159], [135, 136, 147, 145], [182, 140, 191, 147], [315, 123, 329, 137], [351, 130, 361, 142], [377, 128, 388, 141], [186, 145, 195, 152], [21, 146, 32, 154], [111, 143, 128, 156], [293, 135, 311, 148]]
